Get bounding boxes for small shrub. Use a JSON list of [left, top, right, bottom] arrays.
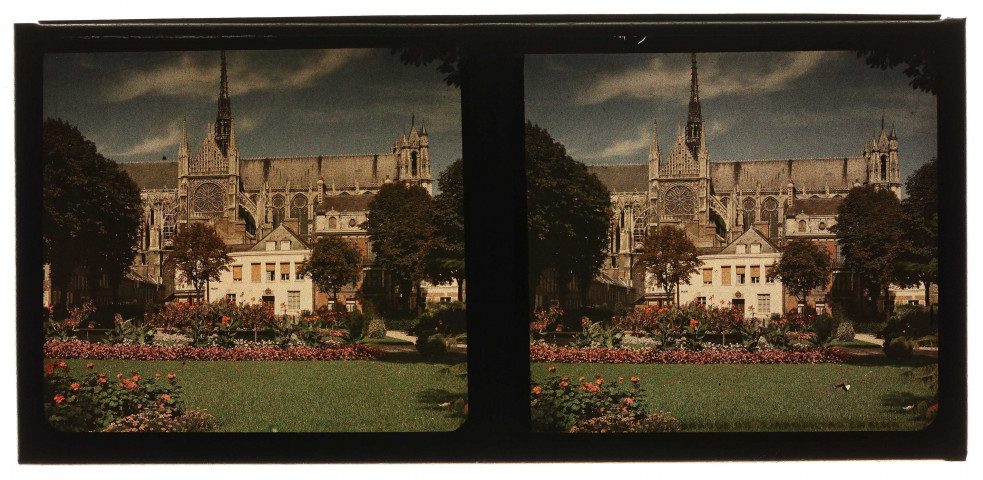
[[531, 366, 649, 433], [883, 305, 937, 340], [570, 317, 624, 349], [366, 318, 387, 339], [102, 408, 217, 432], [415, 302, 466, 354], [852, 321, 887, 335], [883, 336, 916, 360], [103, 314, 157, 346], [808, 315, 839, 346], [570, 412, 680, 433], [339, 311, 371, 344], [835, 321, 856, 342], [416, 334, 450, 357]]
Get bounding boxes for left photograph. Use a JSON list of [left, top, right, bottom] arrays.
[[41, 48, 467, 432]]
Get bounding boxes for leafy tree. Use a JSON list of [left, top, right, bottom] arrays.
[[428, 159, 466, 301], [895, 158, 938, 307], [775, 239, 833, 306], [302, 234, 363, 305], [42, 118, 143, 311], [831, 185, 903, 317], [636, 226, 703, 306], [526, 122, 612, 309], [166, 223, 232, 303], [392, 45, 463, 87], [857, 47, 937, 95], [362, 181, 438, 313]]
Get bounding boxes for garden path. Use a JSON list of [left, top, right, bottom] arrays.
[[854, 333, 884, 346]]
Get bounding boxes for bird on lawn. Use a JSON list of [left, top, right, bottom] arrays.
[[832, 381, 852, 393]]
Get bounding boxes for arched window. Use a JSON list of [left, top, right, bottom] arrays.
[[761, 197, 779, 239], [632, 216, 647, 250], [271, 194, 285, 229], [290, 195, 309, 235], [798, 220, 807, 233], [742, 197, 756, 230], [411, 151, 418, 177], [328, 216, 337, 230], [880, 155, 888, 181]]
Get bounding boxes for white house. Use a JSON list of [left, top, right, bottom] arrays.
[[675, 228, 784, 320], [205, 225, 314, 315]]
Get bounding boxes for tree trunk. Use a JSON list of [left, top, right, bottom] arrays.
[[924, 281, 932, 309], [456, 275, 464, 302]]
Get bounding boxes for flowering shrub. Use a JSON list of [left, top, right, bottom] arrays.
[[102, 408, 217, 432], [531, 366, 649, 432], [570, 412, 680, 433], [530, 304, 564, 342], [103, 314, 156, 346], [414, 302, 466, 355], [44, 302, 96, 342], [570, 317, 624, 349], [44, 360, 187, 432], [530, 344, 853, 364], [45, 340, 385, 361]]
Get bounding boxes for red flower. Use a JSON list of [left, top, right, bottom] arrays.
[[116, 373, 124, 378], [167, 373, 176, 379], [97, 378, 106, 384], [624, 397, 634, 405], [86, 363, 94, 369], [548, 366, 557, 372], [98, 372, 106, 378], [581, 317, 590, 327], [53, 394, 65, 404], [70, 383, 79, 391], [689, 319, 698, 328], [132, 375, 141, 382], [155, 373, 161, 378], [631, 377, 640, 383], [558, 381, 569, 388], [595, 378, 604, 385], [161, 394, 171, 401], [44, 363, 55, 375], [56, 361, 67, 368], [531, 386, 542, 395]]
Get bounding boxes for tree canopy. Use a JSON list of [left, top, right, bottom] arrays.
[[775, 239, 833, 304], [637, 226, 703, 305], [895, 158, 938, 305], [831, 185, 903, 313], [167, 223, 232, 302], [428, 159, 466, 301], [42, 118, 143, 307], [302, 235, 364, 304], [526, 121, 612, 308], [857, 47, 937, 95], [362, 181, 438, 312]]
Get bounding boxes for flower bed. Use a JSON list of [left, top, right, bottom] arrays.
[[530, 344, 853, 364], [45, 340, 386, 362]]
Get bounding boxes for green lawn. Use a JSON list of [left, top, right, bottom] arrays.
[[532, 357, 937, 432], [59, 354, 467, 432], [361, 336, 414, 346]]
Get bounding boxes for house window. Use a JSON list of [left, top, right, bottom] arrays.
[[736, 266, 746, 284], [816, 303, 827, 316], [757, 294, 771, 315], [440, 297, 452, 303], [328, 216, 338, 229], [287, 290, 300, 311], [327, 301, 335, 311], [696, 297, 706, 306], [721, 266, 731, 286], [226, 293, 236, 303], [765, 265, 775, 283], [232, 265, 242, 282], [266, 263, 276, 281], [750, 243, 761, 254], [251, 263, 261, 283], [266, 241, 277, 251], [295, 262, 306, 280], [702, 268, 713, 285], [346, 300, 356, 312], [750, 266, 760, 284], [280, 262, 291, 281], [280, 240, 291, 250], [908, 300, 920, 305], [736, 244, 746, 254], [798, 220, 807, 233]]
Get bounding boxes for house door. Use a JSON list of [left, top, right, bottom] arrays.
[[732, 298, 745, 317], [262, 295, 275, 307]]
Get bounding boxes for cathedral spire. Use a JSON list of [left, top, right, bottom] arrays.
[[179, 116, 189, 158], [215, 50, 233, 156], [688, 52, 702, 124]]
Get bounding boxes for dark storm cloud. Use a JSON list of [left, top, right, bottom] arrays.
[[526, 52, 937, 183], [43, 49, 462, 182]]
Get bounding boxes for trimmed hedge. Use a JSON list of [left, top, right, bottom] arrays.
[[44, 340, 386, 362], [530, 344, 853, 365]]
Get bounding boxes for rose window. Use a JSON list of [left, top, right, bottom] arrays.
[[192, 182, 224, 214], [663, 185, 696, 216]]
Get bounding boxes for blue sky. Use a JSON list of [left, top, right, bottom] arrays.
[[525, 51, 937, 185], [43, 48, 462, 180]]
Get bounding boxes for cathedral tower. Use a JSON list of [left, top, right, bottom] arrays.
[[393, 115, 433, 194], [685, 52, 705, 161], [863, 117, 902, 197]]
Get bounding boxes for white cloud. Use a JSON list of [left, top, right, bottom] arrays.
[[111, 120, 183, 157], [583, 124, 653, 161], [576, 52, 834, 106]]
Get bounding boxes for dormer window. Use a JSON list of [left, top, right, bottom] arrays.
[[266, 241, 277, 251], [736, 244, 746, 254], [280, 240, 291, 250], [750, 243, 761, 254]]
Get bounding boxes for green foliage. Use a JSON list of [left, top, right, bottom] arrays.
[[363, 182, 438, 312], [166, 223, 233, 300], [637, 226, 703, 302], [526, 122, 612, 309], [807, 315, 839, 347], [883, 336, 916, 360], [570, 412, 681, 433], [895, 159, 938, 297], [392, 46, 463, 87], [570, 317, 624, 349], [775, 239, 833, 303], [302, 235, 363, 302], [104, 314, 157, 346], [44, 361, 186, 432], [102, 408, 216, 432], [882, 304, 937, 341], [530, 367, 649, 433], [366, 318, 387, 339], [857, 47, 937, 95], [428, 159, 466, 301], [42, 118, 143, 308], [339, 312, 370, 345], [734, 318, 765, 351]]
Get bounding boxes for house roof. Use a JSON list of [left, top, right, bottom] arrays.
[[710, 157, 865, 194], [314, 194, 374, 213], [118, 160, 179, 189], [249, 224, 310, 251], [716, 227, 780, 255], [240, 154, 397, 188], [588, 164, 648, 193], [785, 197, 844, 217]]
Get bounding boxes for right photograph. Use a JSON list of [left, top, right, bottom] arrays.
[[526, 51, 939, 433]]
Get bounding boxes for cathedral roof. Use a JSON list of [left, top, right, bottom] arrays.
[[118, 160, 179, 189], [709, 157, 865, 194], [785, 197, 844, 217], [239, 154, 398, 188], [587, 164, 648, 193], [314, 194, 374, 213]]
